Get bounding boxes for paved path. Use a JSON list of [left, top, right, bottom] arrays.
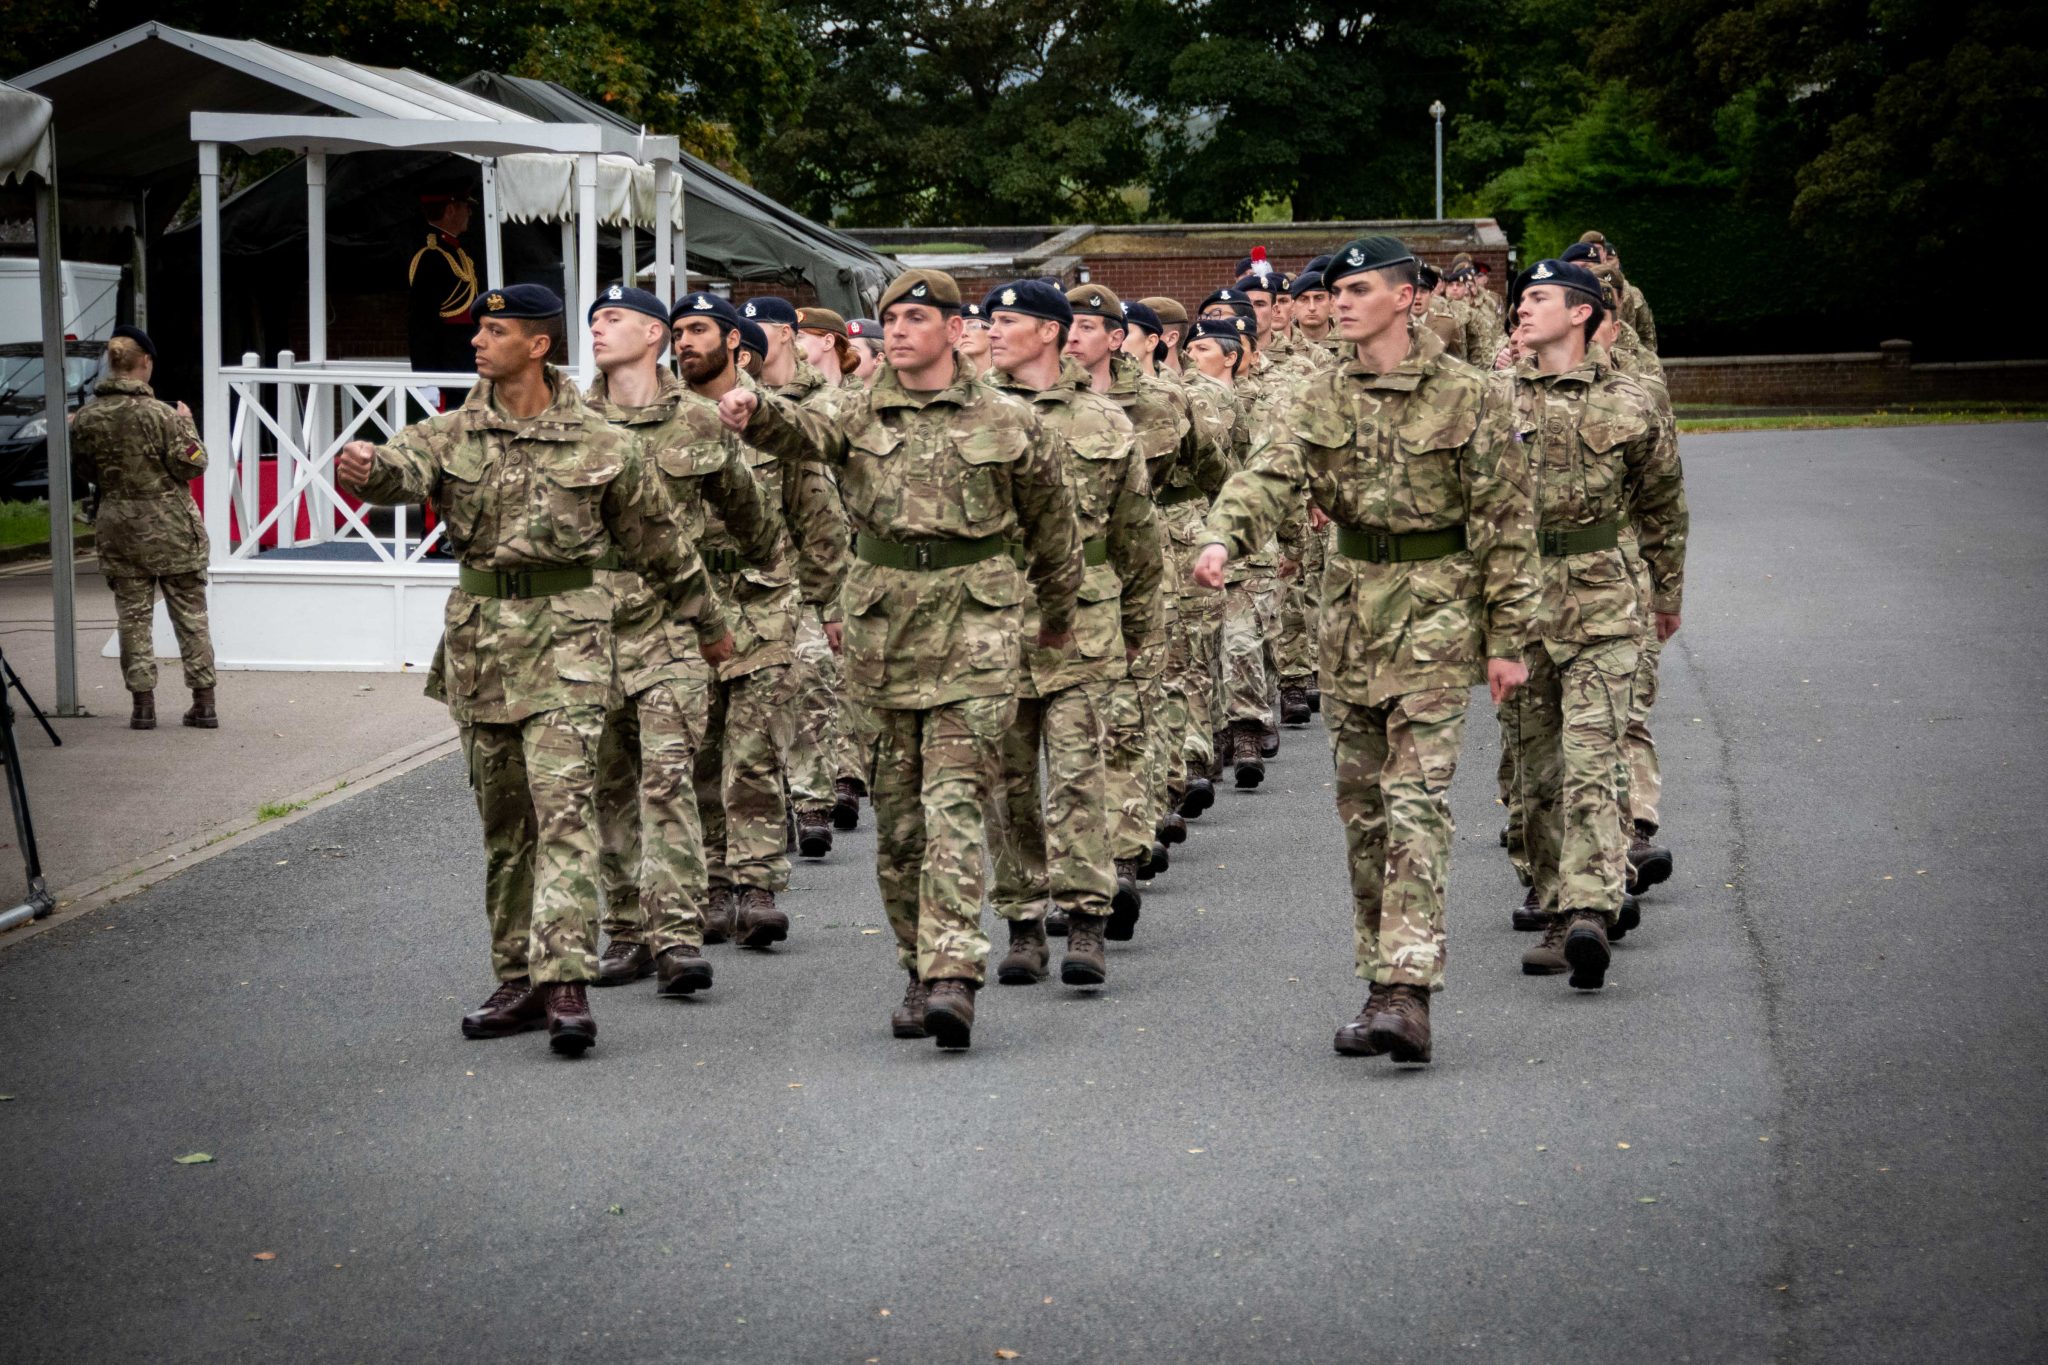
[[1, 423, 2042, 1363]]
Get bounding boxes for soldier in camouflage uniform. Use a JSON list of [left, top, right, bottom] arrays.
[[1274, 270, 1344, 725], [1503, 260, 1686, 992], [337, 283, 730, 1056], [670, 292, 847, 952], [719, 269, 1082, 1051], [582, 285, 781, 997], [70, 327, 218, 731], [1177, 316, 1256, 801], [746, 295, 854, 860], [979, 280, 1161, 987], [1575, 234, 1657, 351], [1194, 236, 1540, 1065]]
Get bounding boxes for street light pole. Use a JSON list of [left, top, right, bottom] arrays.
[[1429, 100, 1446, 219]]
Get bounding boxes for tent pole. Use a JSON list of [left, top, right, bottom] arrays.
[[35, 174, 79, 716], [306, 151, 327, 363], [481, 160, 502, 286], [676, 159, 689, 295], [575, 153, 598, 382], [620, 224, 635, 288], [131, 190, 149, 329], [199, 141, 230, 564], [653, 160, 674, 302]]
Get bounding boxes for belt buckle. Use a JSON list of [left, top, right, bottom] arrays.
[[1539, 529, 1558, 556], [511, 568, 533, 598], [1372, 532, 1392, 563], [914, 541, 933, 569]]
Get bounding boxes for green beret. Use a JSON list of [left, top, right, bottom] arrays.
[[878, 269, 962, 313]]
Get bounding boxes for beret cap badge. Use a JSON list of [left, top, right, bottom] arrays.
[[1001, 288, 1018, 306], [485, 293, 506, 311]]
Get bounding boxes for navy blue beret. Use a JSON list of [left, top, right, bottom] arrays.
[[670, 291, 743, 329], [1189, 316, 1250, 344], [1513, 259, 1605, 306], [983, 279, 1073, 327], [741, 296, 800, 327], [962, 300, 987, 321], [1304, 254, 1334, 275], [1120, 299, 1163, 336], [1323, 236, 1417, 288], [1230, 272, 1279, 298], [1289, 271, 1326, 297], [110, 324, 156, 360], [472, 283, 564, 321], [1197, 287, 1257, 320], [1560, 242, 1599, 264], [735, 317, 769, 357], [587, 283, 668, 327]]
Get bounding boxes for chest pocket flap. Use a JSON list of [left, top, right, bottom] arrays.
[[850, 419, 902, 460], [1290, 398, 1352, 450], [1396, 409, 1478, 455], [952, 421, 1028, 467], [1578, 412, 1650, 455], [655, 440, 727, 480]]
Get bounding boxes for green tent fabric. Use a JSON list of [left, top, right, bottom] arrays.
[[457, 73, 897, 314]]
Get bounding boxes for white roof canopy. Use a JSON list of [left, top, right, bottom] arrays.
[[0, 80, 55, 186]]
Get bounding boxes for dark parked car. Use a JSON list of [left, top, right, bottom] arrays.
[[0, 340, 102, 500]]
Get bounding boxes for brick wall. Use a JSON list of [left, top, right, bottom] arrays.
[[1664, 342, 2048, 407]]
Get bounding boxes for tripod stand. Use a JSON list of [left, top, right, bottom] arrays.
[[0, 647, 58, 932]]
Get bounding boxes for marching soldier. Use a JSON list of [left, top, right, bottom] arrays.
[[1575, 233, 1657, 351], [1193, 236, 1540, 1064], [978, 280, 1160, 986], [717, 269, 1082, 1051], [583, 285, 780, 995], [71, 326, 218, 732], [336, 284, 732, 1056], [1503, 259, 1686, 991]]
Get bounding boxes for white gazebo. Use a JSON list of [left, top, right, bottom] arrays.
[[16, 25, 685, 671]]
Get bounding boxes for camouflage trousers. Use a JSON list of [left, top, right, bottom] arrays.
[[992, 682, 1117, 921], [1276, 530, 1325, 685], [1622, 631, 1664, 831], [697, 664, 795, 893], [108, 571, 215, 693], [872, 694, 1013, 984], [1140, 669, 1178, 825], [1102, 674, 1156, 863], [1513, 636, 1640, 922], [787, 612, 846, 814], [1172, 588, 1225, 771], [1326, 687, 1469, 990], [460, 704, 608, 985], [596, 678, 712, 952], [1220, 575, 1280, 731]]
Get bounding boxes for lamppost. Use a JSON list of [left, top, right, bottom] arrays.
[[1429, 100, 1446, 219]]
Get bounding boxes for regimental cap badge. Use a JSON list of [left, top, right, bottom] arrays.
[[744, 301, 757, 317], [1234, 317, 1246, 332], [1220, 289, 1236, 300], [485, 292, 506, 312], [693, 295, 715, 310], [1001, 287, 1018, 306], [1532, 262, 1554, 280], [1345, 247, 1365, 267], [1089, 294, 1102, 308], [607, 285, 623, 301], [910, 283, 928, 298]]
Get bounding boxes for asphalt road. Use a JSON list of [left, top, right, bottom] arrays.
[[2, 421, 2043, 1364]]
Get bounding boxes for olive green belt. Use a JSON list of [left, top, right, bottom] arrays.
[[1008, 536, 1110, 570], [598, 547, 747, 574], [1333, 523, 1468, 564], [457, 565, 596, 599], [1155, 485, 1207, 507], [1537, 521, 1620, 557], [855, 531, 1009, 570]]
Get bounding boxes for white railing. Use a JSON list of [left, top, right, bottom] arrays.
[[215, 352, 477, 565]]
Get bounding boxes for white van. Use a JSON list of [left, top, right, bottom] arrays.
[[0, 258, 124, 346]]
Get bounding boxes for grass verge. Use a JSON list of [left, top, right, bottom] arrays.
[[1678, 407, 2048, 433]]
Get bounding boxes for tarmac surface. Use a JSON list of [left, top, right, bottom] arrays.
[[1, 421, 2043, 1363]]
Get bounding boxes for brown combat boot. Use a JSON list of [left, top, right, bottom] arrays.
[[593, 940, 653, 987], [1156, 811, 1187, 846], [1611, 892, 1641, 942], [796, 806, 833, 859], [1333, 982, 1394, 1056], [183, 686, 218, 729], [1564, 912, 1611, 990], [996, 919, 1050, 985], [1258, 722, 1280, 759], [1108, 860, 1142, 940], [923, 979, 977, 1050], [702, 887, 736, 944], [1511, 885, 1546, 931], [543, 983, 597, 1056], [655, 944, 714, 996], [1209, 730, 1227, 782], [1366, 983, 1432, 1064], [1280, 683, 1311, 725], [1628, 822, 1673, 890], [1060, 913, 1109, 987], [460, 978, 546, 1039], [1045, 906, 1069, 937], [736, 888, 789, 949], [1232, 721, 1266, 789], [1521, 917, 1570, 974], [831, 777, 863, 831], [1181, 767, 1214, 818], [891, 971, 930, 1038], [129, 690, 157, 730]]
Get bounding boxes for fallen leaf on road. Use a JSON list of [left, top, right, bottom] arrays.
[[996, 1352, 1023, 1360], [274, 860, 289, 866], [1616, 1142, 1631, 1150], [1187, 1148, 1206, 1154], [607, 1204, 624, 1215], [0, 1094, 14, 1101], [878, 1309, 891, 1317], [1637, 1197, 1658, 1204], [173, 1153, 214, 1164], [1042, 1297, 1054, 1304], [1535, 1145, 1548, 1152], [788, 1083, 803, 1089], [860, 928, 882, 935], [252, 1251, 277, 1260]]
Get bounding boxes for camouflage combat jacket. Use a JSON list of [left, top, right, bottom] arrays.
[[741, 353, 1083, 709], [1203, 328, 1540, 707], [990, 357, 1163, 697], [1599, 267, 1657, 352], [356, 366, 723, 724], [1107, 355, 1233, 651], [1513, 346, 1687, 649], [586, 368, 779, 697], [1220, 362, 1301, 582], [71, 377, 209, 578], [767, 359, 854, 620]]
